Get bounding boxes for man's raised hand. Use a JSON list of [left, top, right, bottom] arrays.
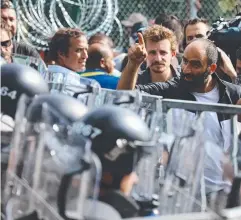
[[127, 32, 147, 66]]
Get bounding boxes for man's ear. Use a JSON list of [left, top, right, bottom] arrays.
[[210, 63, 217, 73], [171, 51, 177, 57], [57, 51, 66, 61], [100, 58, 106, 69]]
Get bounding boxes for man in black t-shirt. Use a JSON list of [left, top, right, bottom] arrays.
[[135, 25, 180, 85], [137, 63, 180, 85]]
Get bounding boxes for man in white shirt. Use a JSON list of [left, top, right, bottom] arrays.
[[118, 36, 241, 208]]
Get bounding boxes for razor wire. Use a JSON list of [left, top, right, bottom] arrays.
[[14, 0, 123, 50], [13, 0, 240, 51]]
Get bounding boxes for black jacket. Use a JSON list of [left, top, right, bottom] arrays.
[[99, 190, 140, 218], [136, 74, 241, 103], [13, 41, 41, 59], [136, 74, 241, 122], [137, 65, 180, 85]]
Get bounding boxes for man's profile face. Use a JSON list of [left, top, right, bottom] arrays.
[[185, 22, 209, 45], [1, 8, 17, 35], [146, 39, 174, 75], [61, 35, 88, 72], [1, 29, 13, 63]]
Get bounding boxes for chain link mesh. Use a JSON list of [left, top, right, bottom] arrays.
[[112, 0, 240, 50], [14, 0, 240, 51]]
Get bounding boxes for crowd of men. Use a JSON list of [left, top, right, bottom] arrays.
[[1, 0, 241, 219]]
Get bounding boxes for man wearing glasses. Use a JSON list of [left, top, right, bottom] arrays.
[[1, 19, 13, 63], [1, 0, 41, 60]]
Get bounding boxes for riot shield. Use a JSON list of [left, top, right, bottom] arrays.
[[46, 65, 101, 108], [94, 88, 142, 111], [4, 100, 102, 220], [11, 53, 48, 77]]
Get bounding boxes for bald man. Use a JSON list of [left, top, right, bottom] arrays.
[[88, 33, 114, 49], [118, 37, 241, 203], [81, 43, 119, 89]]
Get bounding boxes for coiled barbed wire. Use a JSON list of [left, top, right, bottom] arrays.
[[15, 0, 123, 51]]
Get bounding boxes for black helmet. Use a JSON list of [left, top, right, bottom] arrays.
[[26, 93, 88, 124], [1, 63, 49, 118], [3, 94, 99, 220], [76, 105, 153, 176]]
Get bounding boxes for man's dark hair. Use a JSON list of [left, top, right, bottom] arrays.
[[86, 43, 111, 69], [183, 18, 209, 48], [86, 49, 103, 69], [48, 28, 85, 62], [88, 33, 114, 48], [155, 13, 183, 48], [1, 0, 15, 9], [236, 47, 241, 60]]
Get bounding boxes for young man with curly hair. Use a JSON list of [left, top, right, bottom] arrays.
[[135, 25, 180, 85]]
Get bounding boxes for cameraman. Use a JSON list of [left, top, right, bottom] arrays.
[[183, 18, 237, 82], [217, 47, 237, 83]]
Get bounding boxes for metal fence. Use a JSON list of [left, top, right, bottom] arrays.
[[117, 0, 239, 23], [113, 0, 240, 49], [15, 0, 240, 51], [4, 70, 241, 218]]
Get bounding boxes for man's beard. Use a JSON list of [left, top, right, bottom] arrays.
[[149, 61, 166, 73], [180, 70, 210, 91]]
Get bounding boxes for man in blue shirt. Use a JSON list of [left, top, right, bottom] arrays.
[[81, 43, 119, 89]]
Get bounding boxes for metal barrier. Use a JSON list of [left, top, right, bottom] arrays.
[[161, 99, 241, 177], [125, 206, 241, 219], [4, 74, 241, 219], [162, 99, 241, 115]]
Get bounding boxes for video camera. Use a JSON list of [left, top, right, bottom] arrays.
[[208, 12, 241, 66]]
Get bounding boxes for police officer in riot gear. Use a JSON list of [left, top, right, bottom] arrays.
[[1, 63, 48, 180], [77, 105, 155, 218], [1, 63, 49, 220], [2, 93, 91, 220], [1, 63, 91, 220]]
